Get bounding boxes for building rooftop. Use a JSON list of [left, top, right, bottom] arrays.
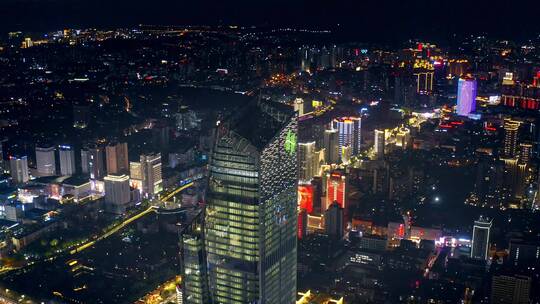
[[227, 98, 294, 150]]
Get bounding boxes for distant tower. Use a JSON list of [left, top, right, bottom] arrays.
[[471, 216, 492, 260], [9, 156, 29, 184], [374, 129, 385, 159], [35, 146, 56, 176], [456, 77, 477, 116], [58, 145, 76, 176]]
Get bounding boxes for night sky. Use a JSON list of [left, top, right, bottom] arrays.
[[1, 0, 539, 43]]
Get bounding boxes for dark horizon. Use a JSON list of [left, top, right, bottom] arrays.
[[2, 0, 540, 43]]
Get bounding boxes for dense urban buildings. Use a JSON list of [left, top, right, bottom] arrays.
[[0, 5, 540, 302]]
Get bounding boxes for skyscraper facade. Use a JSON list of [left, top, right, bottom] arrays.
[[58, 145, 76, 176], [471, 216, 492, 260], [204, 100, 297, 304], [35, 146, 56, 176], [456, 76, 477, 116]]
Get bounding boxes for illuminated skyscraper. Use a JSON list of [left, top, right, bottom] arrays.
[[503, 119, 520, 158], [471, 216, 492, 260], [332, 117, 361, 157], [374, 129, 385, 159], [35, 146, 56, 176], [58, 145, 76, 176], [9, 156, 29, 184], [140, 153, 162, 197], [204, 100, 297, 304], [106, 142, 129, 175], [456, 77, 477, 116]]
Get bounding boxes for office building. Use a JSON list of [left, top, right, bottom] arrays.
[[456, 76, 477, 116], [204, 100, 297, 304], [58, 145, 76, 176], [106, 142, 129, 175], [323, 129, 340, 164], [471, 216, 492, 260], [332, 117, 361, 157], [9, 156, 29, 184], [104, 174, 131, 211], [35, 146, 56, 176], [374, 129, 385, 159], [140, 153, 162, 197], [491, 274, 531, 304]]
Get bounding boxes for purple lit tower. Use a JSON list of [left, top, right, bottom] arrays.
[[456, 77, 477, 116]]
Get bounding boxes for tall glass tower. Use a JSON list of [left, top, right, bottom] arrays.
[[204, 100, 298, 304]]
